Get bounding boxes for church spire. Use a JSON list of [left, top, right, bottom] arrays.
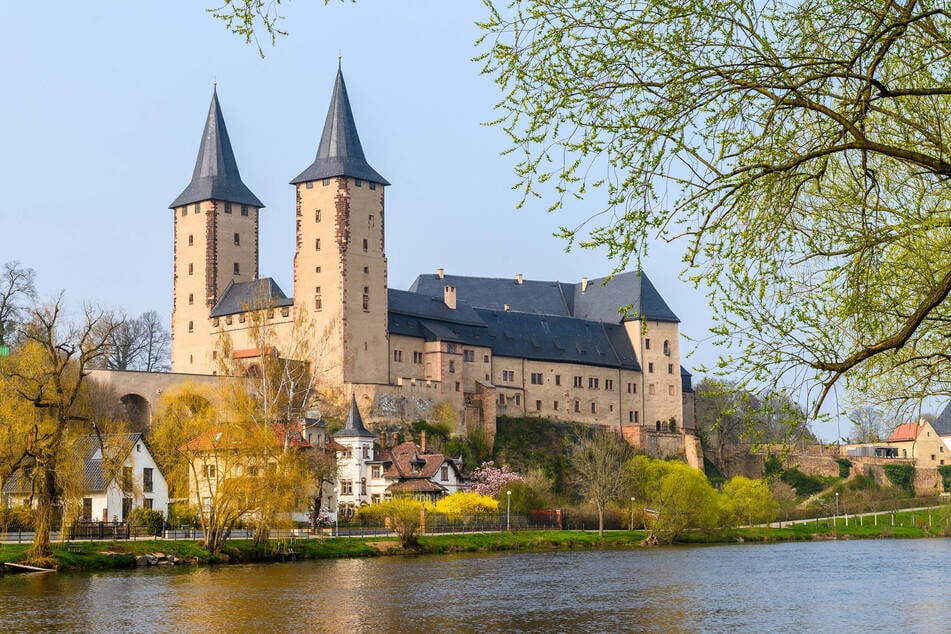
[[290, 67, 389, 186], [333, 395, 376, 439], [170, 87, 264, 209]]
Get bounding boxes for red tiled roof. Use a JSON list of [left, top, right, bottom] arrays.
[[383, 441, 447, 479], [182, 423, 310, 451], [232, 347, 275, 359], [887, 422, 925, 443]]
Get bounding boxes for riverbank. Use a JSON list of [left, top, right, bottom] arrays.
[[1, 508, 945, 572]]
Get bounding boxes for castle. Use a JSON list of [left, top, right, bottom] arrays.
[[166, 66, 697, 454]]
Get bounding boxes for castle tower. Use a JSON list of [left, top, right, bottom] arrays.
[[169, 87, 264, 372], [291, 67, 390, 386]]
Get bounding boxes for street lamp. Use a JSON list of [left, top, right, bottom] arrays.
[[333, 488, 339, 537], [834, 491, 839, 529], [630, 497, 636, 531], [506, 490, 512, 531]]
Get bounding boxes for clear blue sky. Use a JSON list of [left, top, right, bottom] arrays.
[[0, 2, 721, 381]]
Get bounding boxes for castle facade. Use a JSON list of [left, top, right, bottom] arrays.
[[168, 67, 695, 444]]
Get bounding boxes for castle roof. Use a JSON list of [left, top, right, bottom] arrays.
[[291, 66, 389, 186], [933, 402, 951, 436], [408, 270, 679, 323], [209, 278, 293, 318], [334, 395, 375, 439], [170, 87, 264, 209]]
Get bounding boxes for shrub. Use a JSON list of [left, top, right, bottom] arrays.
[[780, 468, 825, 497], [938, 465, 951, 492], [884, 464, 915, 496], [355, 498, 425, 548], [128, 508, 165, 535], [835, 458, 852, 479]]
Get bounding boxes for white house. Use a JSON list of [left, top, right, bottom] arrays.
[[333, 397, 466, 516], [2, 433, 169, 522]]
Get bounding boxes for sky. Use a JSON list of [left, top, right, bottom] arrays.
[[1, 2, 792, 424]]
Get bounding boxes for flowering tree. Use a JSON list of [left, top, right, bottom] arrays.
[[468, 461, 524, 498]]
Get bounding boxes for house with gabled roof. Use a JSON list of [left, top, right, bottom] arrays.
[[158, 63, 698, 467], [885, 419, 948, 467], [2, 433, 168, 523]]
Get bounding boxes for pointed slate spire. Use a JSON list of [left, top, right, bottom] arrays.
[[291, 67, 389, 186], [170, 87, 264, 209], [333, 394, 375, 439]]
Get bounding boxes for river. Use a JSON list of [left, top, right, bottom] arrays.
[[1, 539, 949, 632]]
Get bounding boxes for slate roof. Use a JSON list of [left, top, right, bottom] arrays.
[[408, 270, 679, 323], [291, 66, 389, 186], [170, 88, 264, 209], [681, 367, 694, 393], [3, 433, 143, 494], [934, 402, 951, 436], [334, 395, 376, 439], [210, 278, 294, 318]]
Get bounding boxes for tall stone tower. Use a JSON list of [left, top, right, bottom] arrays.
[[169, 88, 264, 372], [291, 67, 390, 386]]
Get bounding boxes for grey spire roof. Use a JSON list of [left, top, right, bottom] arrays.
[[291, 67, 390, 186], [334, 395, 375, 439], [170, 88, 264, 209]]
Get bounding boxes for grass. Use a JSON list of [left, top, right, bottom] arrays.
[[0, 508, 947, 572]]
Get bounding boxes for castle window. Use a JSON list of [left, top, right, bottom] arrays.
[[188, 234, 194, 246], [355, 178, 363, 187], [394, 349, 402, 362], [627, 382, 634, 393], [315, 287, 322, 311], [315, 266, 321, 273], [212, 318, 219, 326], [530, 372, 543, 385], [449, 360, 456, 373], [194, 203, 200, 214], [369, 182, 377, 190], [413, 351, 423, 364], [455, 382, 461, 392], [463, 349, 475, 362], [663, 340, 670, 356], [629, 411, 634, 423], [553, 401, 559, 411], [233, 262, 240, 275], [591, 402, 597, 414], [225, 202, 232, 214], [499, 393, 505, 405], [368, 214, 375, 227], [649, 384, 656, 396], [609, 404, 614, 412], [536, 400, 542, 411], [181, 207, 187, 216], [362, 238, 368, 252], [188, 293, 194, 305], [316, 210, 321, 222], [555, 374, 561, 386], [306, 181, 314, 189], [234, 233, 240, 246], [588, 377, 599, 389], [648, 362, 654, 373], [212, 350, 217, 359], [656, 421, 661, 431], [645, 338, 650, 350], [515, 394, 521, 406], [315, 238, 321, 251], [322, 178, 330, 186], [238, 314, 246, 323], [573, 376, 583, 388], [447, 343, 457, 353], [605, 379, 614, 391], [241, 205, 249, 216], [501, 370, 515, 382], [363, 287, 369, 311], [635, 411, 639, 423], [226, 316, 233, 325], [668, 385, 675, 396], [484, 354, 490, 363], [188, 321, 194, 333], [188, 263, 194, 275], [668, 364, 674, 374], [574, 400, 580, 412], [364, 266, 369, 274]]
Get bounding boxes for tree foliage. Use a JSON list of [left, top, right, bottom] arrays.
[[480, 0, 951, 412], [98, 310, 171, 372], [0, 261, 36, 348], [721, 476, 779, 526], [356, 497, 425, 548], [434, 491, 499, 523], [627, 455, 720, 542]]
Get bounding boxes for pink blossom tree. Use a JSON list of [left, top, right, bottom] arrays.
[[468, 461, 524, 498]]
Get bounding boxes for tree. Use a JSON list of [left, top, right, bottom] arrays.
[[569, 428, 632, 536], [479, 0, 951, 413], [468, 460, 524, 498], [0, 298, 121, 562], [98, 310, 171, 372], [848, 405, 889, 443], [0, 261, 37, 348], [720, 476, 779, 527], [356, 497, 426, 548], [627, 455, 721, 543]]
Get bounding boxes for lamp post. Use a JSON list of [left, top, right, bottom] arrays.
[[333, 488, 339, 538], [630, 497, 636, 531], [834, 492, 839, 530], [506, 490, 512, 531]]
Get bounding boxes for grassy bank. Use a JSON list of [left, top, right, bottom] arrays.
[[0, 509, 945, 572]]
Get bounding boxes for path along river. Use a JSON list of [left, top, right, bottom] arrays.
[[1, 539, 949, 632]]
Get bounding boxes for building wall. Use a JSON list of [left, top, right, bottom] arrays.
[[294, 176, 388, 386], [624, 319, 683, 430]]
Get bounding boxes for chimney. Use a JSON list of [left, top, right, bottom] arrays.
[[581, 277, 588, 293], [444, 285, 457, 310], [515, 273, 523, 285], [380, 431, 387, 448], [504, 303, 510, 311], [421, 430, 427, 453], [436, 267, 444, 279], [391, 431, 399, 447]]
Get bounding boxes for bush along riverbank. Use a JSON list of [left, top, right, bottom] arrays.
[[0, 509, 947, 573]]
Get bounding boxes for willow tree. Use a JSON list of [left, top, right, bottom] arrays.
[[0, 299, 121, 562], [479, 0, 951, 413]]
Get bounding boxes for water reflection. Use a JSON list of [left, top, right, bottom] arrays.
[[1, 540, 950, 632]]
